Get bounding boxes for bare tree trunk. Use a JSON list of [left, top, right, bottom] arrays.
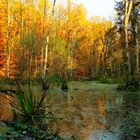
[[124, 23, 131, 75], [43, 35, 49, 77], [124, 0, 133, 78], [103, 44, 107, 76], [41, 0, 56, 79], [91, 45, 94, 78], [6, 0, 12, 78], [19, 0, 24, 78], [7, 34, 11, 78], [133, 5, 139, 79], [63, 0, 71, 81], [91, 42, 98, 77], [109, 40, 113, 77], [95, 48, 98, 76], [46, 0, 56, 76], [40, 0, 47, 79], [134, 24, 139, 77]]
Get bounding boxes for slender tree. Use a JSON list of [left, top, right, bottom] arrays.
[[132, 1, 140, 80], [6, 0, 11, 78], [124, 0, 133, 79]]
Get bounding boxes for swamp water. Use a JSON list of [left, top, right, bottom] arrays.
[[0, 81, 140, 140]]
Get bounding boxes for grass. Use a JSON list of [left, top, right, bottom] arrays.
[[97, 77, 115, 84]]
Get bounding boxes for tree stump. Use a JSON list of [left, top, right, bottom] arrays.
[[61, 80, 68, 90]]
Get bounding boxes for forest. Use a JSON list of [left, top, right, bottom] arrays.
[[0, 0, 140, 139]]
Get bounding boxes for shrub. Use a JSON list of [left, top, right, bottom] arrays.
[[10, 80, 49, 123], [2, 80, 63, 139], [0, 77, 15, 86], [117, 78, 140, 91], [46, 75, 63, 85], [98, 77, 114, 84]]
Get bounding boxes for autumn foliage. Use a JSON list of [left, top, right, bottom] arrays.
[[0, 0, 139, 81]]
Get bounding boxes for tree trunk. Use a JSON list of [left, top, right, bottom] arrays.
[[109, 40, 113, 77], [94, 45, 98, 76], [61, 79, 68, 90], [7, 34, 11, 78], [124, 22, 131, 76], [133, 7, 139, 80], [41, 0, 56, 78], [103, 44, 107, 76], [43, 35, 49, 77], [40, 0, 47, 79], [6, 0, 12, 78], [124, 0, 133, 79], [19, 0, 24, 78]]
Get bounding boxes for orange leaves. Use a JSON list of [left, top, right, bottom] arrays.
[[0, 0, 114, 78], [0, 0, 8, 77]]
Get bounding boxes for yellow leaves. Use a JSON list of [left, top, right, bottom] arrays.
[[0, 1, 8, 46], [0, 0, 114, 78], [38, 0, 50, 11]]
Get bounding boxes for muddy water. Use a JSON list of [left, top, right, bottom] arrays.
[[46, 90, 122, 139], [47, 82, 140, 140], [0, 82, 140, 140]]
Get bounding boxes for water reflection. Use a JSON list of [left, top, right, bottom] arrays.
[[46, 89, 120, 139], [0, 85, 140, 139], [47, 88, 140, 140]]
